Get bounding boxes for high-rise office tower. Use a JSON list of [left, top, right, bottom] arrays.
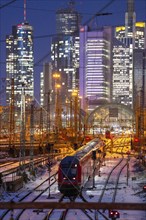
[[112, 0, 145, 108], [125, 0, 136, 38], [133, 49, 146, 140], [79, 26, 112, 112], [51, 1, 81, 103], [6, 19, 34, 108], [133, 49, 146, 109], [40, 62, 52, 108], [56, 0, 81, 35]]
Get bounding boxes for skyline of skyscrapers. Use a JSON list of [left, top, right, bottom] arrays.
[[4, 0, 146, 118]]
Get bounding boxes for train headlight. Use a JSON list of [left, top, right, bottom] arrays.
[[109, 210, 120, 218]]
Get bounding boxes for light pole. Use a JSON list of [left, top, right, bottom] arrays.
[[47, 90, 51, 143], [72, 90, 78, 144], [19, 83, 26, 173], [29, 100, 34, 173], [9, 78, 15, 156], [39, 106, 43, 155], [92, 150, 96, 189], [79, 96, 82, 142], [47, 158, 51, 198], [53, 73, 61, 140]]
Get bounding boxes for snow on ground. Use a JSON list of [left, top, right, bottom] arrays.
[[84, 156, 146, 220], [0, 154, 146, 220]]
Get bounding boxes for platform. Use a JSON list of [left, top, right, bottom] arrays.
[[4, 176, 23, 192]]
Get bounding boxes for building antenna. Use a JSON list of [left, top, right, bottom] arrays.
[[68, 0, 75, 11], [24, 0, 26, 22]]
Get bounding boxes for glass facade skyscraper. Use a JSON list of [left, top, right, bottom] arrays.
[[133, 49, 146, 109], [51, 1, 81, 103], [113, 22, 145, 108], [6, 22, 34, 108], [79, 26, 112, 112], [56, 1, 81, 35], [112, 0, 145, 109], [40, 62, 52, 108]]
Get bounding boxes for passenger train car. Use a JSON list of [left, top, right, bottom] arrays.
[[58, 138, 103, 196]]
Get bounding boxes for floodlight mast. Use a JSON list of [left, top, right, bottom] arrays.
[[19, 83, 26, 172]]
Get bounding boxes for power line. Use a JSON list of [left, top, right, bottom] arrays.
[[83, 0, 116, 26], [34, 52, 51, 66], [0, 0, 18, 9]]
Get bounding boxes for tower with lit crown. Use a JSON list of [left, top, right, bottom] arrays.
[[112, 0, 145, 108], [51, 1, 81, 103], [6, 1, 34, 108]]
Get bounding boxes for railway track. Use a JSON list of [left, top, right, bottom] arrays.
[[50, 157, 129, 220], [98, 157, 128, 203], [0, 167, 58, 220], [45, 194, 94, 220], [1, 137, 140, 220], [0, 156, 49, 178], [0, 161, 15, 169]]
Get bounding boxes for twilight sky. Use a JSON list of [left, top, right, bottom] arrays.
[[0, 0, 146, 104]]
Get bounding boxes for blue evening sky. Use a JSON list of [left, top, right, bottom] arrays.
[[0, 0, 146, 103]]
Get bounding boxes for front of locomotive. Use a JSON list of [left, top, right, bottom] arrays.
[[58, 156, 81, 196]]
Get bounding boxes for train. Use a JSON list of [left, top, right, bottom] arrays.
[[105, 130, 111, 139], [58, 138, 103, 196]]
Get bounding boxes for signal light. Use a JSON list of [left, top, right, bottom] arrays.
[[134, 138, 139, 142], [143, 185, 146, 192], [109, 210, 120, 219]]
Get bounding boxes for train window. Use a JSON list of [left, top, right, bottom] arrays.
[[61, 165, 77, 179], [71, 167, 77, 176]]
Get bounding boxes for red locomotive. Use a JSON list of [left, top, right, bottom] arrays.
[[58, 138, 102, 196]]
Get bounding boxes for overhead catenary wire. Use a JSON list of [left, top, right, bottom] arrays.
[[0, 0, 132, 107], [0, 0, 18, 9]]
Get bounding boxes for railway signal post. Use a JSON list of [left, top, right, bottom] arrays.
[[92, 150, 96, 189], [47, 158, 54, 199], [47, 159, 51, 198]]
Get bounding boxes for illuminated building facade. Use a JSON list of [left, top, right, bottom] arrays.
[[133, 49, 146, 109], [112, 0, 146, 108], [79, 26, 112, 112], [51, 36, 79, 98], [56, 1, 81, 35], [133, 49, 146, 143], [51, 1, 81, 103], [112, 36, 132, 106], [113, 22, 145, 108], [6, 22, 34, 107], [40, 63, 52, 108]]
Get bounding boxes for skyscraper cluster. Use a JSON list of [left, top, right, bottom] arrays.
[[5, 0, 146, 118]]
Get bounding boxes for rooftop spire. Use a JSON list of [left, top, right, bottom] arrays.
[[125, 0, 136, 38], [24, 0, 26, 22], [68, 0, 75, 10]]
